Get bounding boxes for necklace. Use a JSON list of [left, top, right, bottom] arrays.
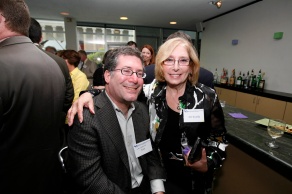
[[167, 90, 183, 110]]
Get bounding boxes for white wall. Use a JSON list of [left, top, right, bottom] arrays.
[[200, 0, 292, 94]]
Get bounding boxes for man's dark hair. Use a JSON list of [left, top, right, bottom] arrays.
[[78, 50, 87, 56], [127, 41, 137, 48], [29, 18, 42, 43], [104, 46, 143, 72], [166, 31, 192, 43], [0, 0, 30, 36]]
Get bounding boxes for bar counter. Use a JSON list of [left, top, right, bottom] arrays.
[[214, 83, 292, 102], [222, 105, 292, 181]]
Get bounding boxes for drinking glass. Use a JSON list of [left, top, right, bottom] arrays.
[[266, 119, 286, 148]]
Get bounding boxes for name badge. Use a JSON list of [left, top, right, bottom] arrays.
[[133, 138, 153, 158], [83, 65, 87, 68], [183, 109, 204, 123]]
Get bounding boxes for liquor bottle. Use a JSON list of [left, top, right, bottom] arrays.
[[229, 69, 235, 86], [250, 69, 257, 89], [241, 73, 246, 87], [256, 69, 262, 88], [249, 70, 254, 88], [245, 71, 250, 89], [225, 69, 229, 85], [213, 68, 218, 84], [236, 71, 242, 88]]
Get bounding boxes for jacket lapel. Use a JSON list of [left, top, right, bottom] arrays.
[[95, 92, 130, 173]]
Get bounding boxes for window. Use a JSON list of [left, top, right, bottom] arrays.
[[37, 20, 66, 51]]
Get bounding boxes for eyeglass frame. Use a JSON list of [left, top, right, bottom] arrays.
[[112, 68, 146, 78], [163, 58, 191, 66]]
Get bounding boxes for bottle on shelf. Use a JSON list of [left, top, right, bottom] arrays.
[[241, 73, 246, 87], [229, 69, 235, 86], [236, 71, 242, 88], [256, 69, 262, 88], [250, 69, 257, 89], [245, 71, 250, 89], [220, 68, 227, 85], [213, 68, 218, 84]]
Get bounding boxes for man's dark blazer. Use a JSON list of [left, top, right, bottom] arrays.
[[0, 36, 65, 193], [68, 92, 166, 194], [144, 64, 155, 84], [45, 50, 74, 113], [198, 67, 214, 88]]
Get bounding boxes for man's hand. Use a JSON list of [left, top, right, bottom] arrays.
[[67, 92, 95, 126]]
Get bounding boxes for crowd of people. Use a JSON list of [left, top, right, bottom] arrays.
[[1, 1, 227, 194]]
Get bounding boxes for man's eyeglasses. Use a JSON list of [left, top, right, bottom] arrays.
[[113, 68, 146, 78], [164, 58, 190, 66]]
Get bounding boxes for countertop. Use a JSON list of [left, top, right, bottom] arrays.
[[214, 84, 292, 102], [223, 105, 292, 181]]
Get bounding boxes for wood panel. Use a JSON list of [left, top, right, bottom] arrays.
[[255, 96, 286, 120], [283, 102, 292, 125], [235, 92, 257, 113]]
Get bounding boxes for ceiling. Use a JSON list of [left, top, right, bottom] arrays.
[[25, 0, 261, 31]]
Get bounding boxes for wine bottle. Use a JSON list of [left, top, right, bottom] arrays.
[[236, 71, 242, 88], [256, 69, 262, 88], [213, 68, 218, 84]]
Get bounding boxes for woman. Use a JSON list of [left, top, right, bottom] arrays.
[[143, 37, 227, 194], [141, 44, 155, 66]]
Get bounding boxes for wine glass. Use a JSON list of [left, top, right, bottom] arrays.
[[266, 119, 286, 149]]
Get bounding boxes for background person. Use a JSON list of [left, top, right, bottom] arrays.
[[141, 44, 155, 66], [0, 1, 66, 193], [45, 45, 57, 54], [68, 46, 166, 194], [78, 50, 98, 89], [127, 40, 138, 49], [93, 50, 113, 90]]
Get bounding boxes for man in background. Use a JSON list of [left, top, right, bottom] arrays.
[[0, 1, 65, 193], [45, 46, 57, 54], [78, 50, 97, 89], [29, 17, 74, 122]]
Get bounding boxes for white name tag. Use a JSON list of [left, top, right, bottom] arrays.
[[183, 109, 204, 123], [83, 65, 87, 68], [133, 138, 153, 158]]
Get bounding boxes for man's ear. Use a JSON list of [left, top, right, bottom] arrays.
[[104, 70, 111, 84]]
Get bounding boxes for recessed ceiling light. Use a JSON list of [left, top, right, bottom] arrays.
[[170, 21, 177, 25], [120, 17, 128, 20], [60, 12, 69, 16]]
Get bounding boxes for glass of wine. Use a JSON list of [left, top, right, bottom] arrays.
[[266, 119, 286, 148]]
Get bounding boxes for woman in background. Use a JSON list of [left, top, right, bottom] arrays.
[[141, 44, 155, 66]]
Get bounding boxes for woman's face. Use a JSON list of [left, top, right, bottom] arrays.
[[162, 45, 192, 87], [142, 47, 152, 65]]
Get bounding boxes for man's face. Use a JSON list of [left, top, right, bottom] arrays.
[[104, 55, 144, 106]]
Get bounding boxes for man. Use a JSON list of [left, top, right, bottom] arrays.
[[78, 50, 97, 89], [29, 17, 74, 119], [68, 46, 166, 194], [45, 45, 57, 54], [0, 1, 65, 193], [127, 40, 138, 49]]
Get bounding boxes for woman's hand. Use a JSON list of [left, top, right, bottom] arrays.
[[67, 92, 95, 126], [184, 148, 208, 173]]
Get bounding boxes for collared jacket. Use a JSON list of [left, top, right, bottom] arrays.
[[144, 80, 228, 193]]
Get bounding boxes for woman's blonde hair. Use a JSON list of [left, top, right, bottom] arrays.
[[155, 37, 200, 85]]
